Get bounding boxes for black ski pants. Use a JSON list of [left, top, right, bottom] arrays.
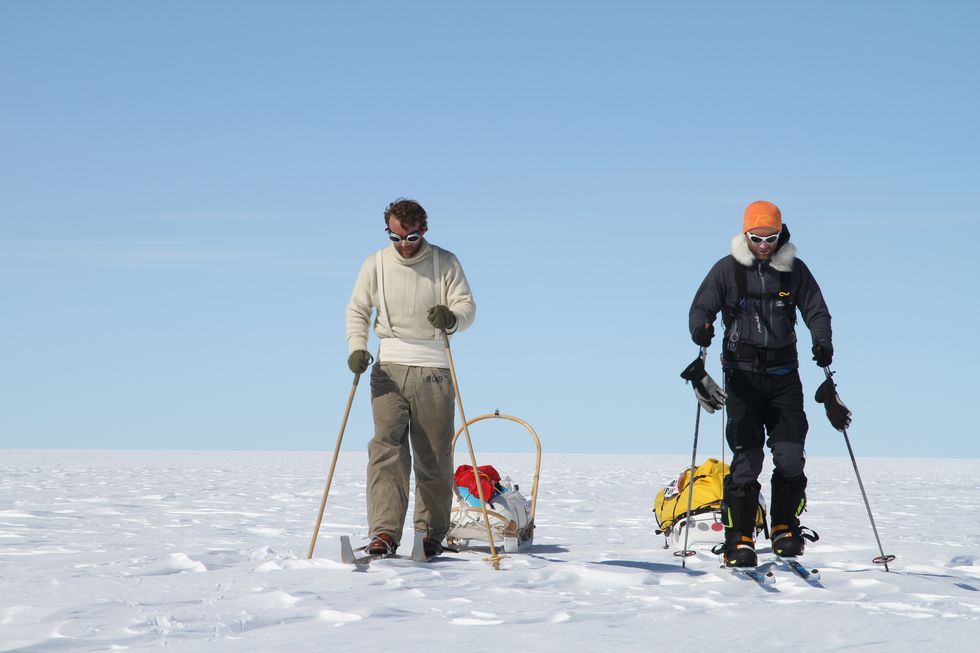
[[724, 368, 809, 532]]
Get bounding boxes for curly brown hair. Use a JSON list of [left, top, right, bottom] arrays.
[[383, 198, 428, 231]]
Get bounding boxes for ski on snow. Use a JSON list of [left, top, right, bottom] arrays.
[[340, 535, 387, 565], [340, 533, 448, 567], [775, 556, 823, 585], [727, 562, 778, 590], [723, 558, 823, 589]]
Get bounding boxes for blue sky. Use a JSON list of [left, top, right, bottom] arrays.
[[2, 1, 978, 457]]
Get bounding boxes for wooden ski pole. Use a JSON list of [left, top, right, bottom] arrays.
[[442, 330, 505, 570], [306, 372, 361, 559]]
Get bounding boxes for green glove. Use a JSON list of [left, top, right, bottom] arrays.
[[347, 350, 373, 374], [427, 305, 457, 330]]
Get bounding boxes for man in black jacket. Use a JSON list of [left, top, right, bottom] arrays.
[[689, 200, 833, 567]]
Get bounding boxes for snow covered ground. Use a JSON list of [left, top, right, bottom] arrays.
[[1, 449, 978, 652]]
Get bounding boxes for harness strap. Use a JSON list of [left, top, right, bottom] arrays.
[[376, 251, 392, 337], [374, 252, 395, 336], [725, 342, 798, 366], [734, 259, 794, 304], [432, 248, 441, 339], [725, 257, 797, 333], [376, 247, 444, 342], [723, 257, 800, 369]]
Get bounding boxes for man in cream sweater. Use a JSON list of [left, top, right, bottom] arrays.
[[346, 198, 476, 558]]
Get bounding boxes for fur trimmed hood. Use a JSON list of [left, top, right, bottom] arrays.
[[730, 228, 796, 272]]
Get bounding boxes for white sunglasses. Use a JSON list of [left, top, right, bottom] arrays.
[[747, 232, 780, 245], [386, 228, 422, 244]]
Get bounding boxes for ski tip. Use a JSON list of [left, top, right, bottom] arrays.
[[340, 535, 364, 565], [410, 532, 428, 562]]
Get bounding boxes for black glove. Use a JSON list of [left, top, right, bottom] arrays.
[[814, 377, 852, 431], [347, 350, 374, 374], [811, 342, 833, 367], [427, 305, 457, 330], [680, 356, 727, 413], [693, 323, 715, 347]]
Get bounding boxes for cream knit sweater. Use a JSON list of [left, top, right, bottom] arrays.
[[346, 240, 476, 366]]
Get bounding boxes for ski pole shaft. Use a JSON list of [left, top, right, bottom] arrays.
[[677, 347, 707, 566], [678, 403, 702, 565], [442, 330, 504, 570], [721, 404, 726, 470], [824, 367, 894, 571], [307, 372, 361, 559]]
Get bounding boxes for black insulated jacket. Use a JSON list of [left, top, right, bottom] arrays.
[[689, 227, 832, 374]]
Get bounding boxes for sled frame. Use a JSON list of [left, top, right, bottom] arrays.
[[450, 411, 542, 521]]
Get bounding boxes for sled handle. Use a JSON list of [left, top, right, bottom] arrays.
[[451, 412, 542, 522]]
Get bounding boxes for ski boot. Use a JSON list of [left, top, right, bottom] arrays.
[[366, 533, 397, 556], [422, 537, 444, 559], [771, 524, 819, 557], [718, 477, 761, 567], [713, 532, 758, 567]]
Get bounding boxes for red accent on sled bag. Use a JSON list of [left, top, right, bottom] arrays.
[[454, 464, 501, 501]]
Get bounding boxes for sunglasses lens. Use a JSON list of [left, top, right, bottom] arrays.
[[387, 230, 421, 244]]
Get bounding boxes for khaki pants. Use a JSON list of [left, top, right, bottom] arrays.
[[367, 363, 455, 545]]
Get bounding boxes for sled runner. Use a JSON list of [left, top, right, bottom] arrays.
[[654, 458, 767, 549], [447, 411, 540, 554]]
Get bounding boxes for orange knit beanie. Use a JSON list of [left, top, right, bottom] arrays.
[[743, 200, 782, 233]]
